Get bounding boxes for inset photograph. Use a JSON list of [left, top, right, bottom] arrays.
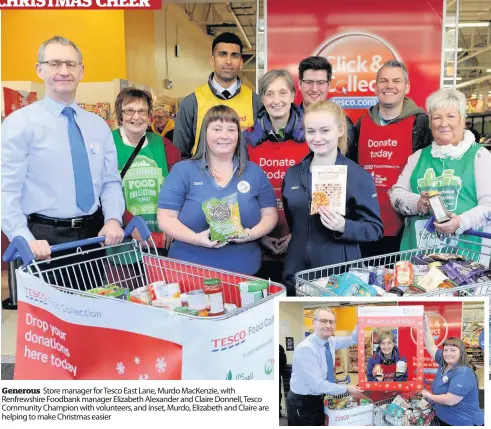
[[279, 299, 486, 426]]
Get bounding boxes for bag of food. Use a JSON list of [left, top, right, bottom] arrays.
[[310, 165, 347, 215], [202, 193, 245, 242]]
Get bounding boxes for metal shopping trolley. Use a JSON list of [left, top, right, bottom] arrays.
[[372, 393, 437, 426], [295, 219, 491, 298], [4, 216, 286, 380]]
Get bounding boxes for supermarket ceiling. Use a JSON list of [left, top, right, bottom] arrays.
[[169, 0, 490, 93]]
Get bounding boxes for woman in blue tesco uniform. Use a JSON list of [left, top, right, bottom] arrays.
[[157, 105, 278, 275], [243, 69, 309, 283], [281, 101, 383, 296], [366, 330, 408, 382], [422, 314, 484, 426]]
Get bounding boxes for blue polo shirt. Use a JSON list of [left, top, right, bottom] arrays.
[[158, 159, 276, 274], [431, 349, 484, 426]]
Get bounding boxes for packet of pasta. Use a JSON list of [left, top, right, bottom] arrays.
[[310, 165, 347, 215], [202, 193, 246, 242]]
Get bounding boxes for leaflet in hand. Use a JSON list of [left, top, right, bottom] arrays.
[[310, 165, 347, 216]]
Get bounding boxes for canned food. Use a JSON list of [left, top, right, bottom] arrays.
[[394, 261, 414, 287], [204, 278, 224, 316], [238, 280, 268, 307], [180, 293, 188, 307], [187, 289, 208, 311]]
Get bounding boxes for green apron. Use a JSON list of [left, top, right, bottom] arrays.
[[400, 143, 481, 254], [108, 130, 168, 264]]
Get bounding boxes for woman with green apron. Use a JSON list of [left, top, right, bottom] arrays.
[[107, 89, 170, 282], [390, 88, 491, 265]]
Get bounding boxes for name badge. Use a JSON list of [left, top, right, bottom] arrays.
[[237, 181, 250, 193], [90, 143, 99, 155]]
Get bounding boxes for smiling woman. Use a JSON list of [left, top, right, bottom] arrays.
[[157, 105, 278, 275]]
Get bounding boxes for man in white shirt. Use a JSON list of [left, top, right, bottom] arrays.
[[286, 307, 363, 426]]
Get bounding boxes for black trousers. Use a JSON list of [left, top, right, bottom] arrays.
[[27, 213, 105, 291], [286, 391, 324, 426]]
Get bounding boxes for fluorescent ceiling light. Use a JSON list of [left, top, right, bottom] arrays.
[[487, 69, 491, 72], [446, 22, 490, 28], [444, 48, 463, 52], [443, 77, 463, 81]]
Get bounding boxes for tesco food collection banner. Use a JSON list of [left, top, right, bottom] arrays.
[[267, 0, 443, 123], [14, 266, 278, 381]]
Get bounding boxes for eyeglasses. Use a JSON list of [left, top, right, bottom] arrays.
[[153, 115, 165, 120], [39, 60, 81, 70], [315, 319, 336, 325], [301, 80, 329, 88], [123, 109, 149, 117]]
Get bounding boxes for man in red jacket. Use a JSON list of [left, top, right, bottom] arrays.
[[349, 60, 431, 256]]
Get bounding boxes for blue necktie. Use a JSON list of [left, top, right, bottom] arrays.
[[62, 107, 95, 213], [325, 342, 335, 382]]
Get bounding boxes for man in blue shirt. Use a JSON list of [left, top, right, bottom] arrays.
[[286, 307, 363, 426], [2, 36, 125, 279]]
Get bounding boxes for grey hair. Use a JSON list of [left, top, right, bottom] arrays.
[[258, 69, 296, 100], [37, 36, 82, 63], [426, 88, 466, 120], [313, 307, 336, 321], [376, 59, 409, 82]]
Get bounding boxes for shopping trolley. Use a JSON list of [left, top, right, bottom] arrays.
[[4, 216, 286, 380], [372, 393, 436, 426], [295, 219, 491, 298]]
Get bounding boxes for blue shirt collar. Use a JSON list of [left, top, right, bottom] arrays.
[[310, 333, 329, 347], [42, 95, 80, 117], [202, 155, 239, 171]]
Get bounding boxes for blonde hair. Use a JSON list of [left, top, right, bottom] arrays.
[[304, 101, 348, 155]]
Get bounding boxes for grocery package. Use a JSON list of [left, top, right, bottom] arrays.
[[326, 273, 377, 297], [130, 285, 152, 304], [374, 393, 435, 426], [310, 165, 347, 215], [394, 261, 414, 287], [202, 193, 245, 242], [153, 297, 181, 310], [239, 280, 268, 306], [204, 278, 225, 316], [87, 285, 129, 300]]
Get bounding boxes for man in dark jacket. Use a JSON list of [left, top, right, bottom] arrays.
[[279, 344, 287, 418], [173, 32, 262, 158], [349, 60, 431, 257], [297, 56, 356, 148]]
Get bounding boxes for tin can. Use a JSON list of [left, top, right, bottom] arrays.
[[238, 280, 268, 307], [187, 289, 208, 311], [180, 293, 188, 307], [204, 278, 224, 316], [165, 282, 181, 298], [394, 261, 414, 287]]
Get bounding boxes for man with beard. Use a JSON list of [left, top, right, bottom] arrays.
[[349, 60, 431, 256], [174, 32, 262, 158]]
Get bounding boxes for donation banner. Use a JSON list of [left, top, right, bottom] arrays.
[[14, 266, 278, 381], [357, 306, 424, 391], [398, 301, 463, 384], [266, 0, 443, 123]]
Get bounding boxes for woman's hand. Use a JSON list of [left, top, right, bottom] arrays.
[[260, 236, 279, 254], [194, 229, 227, 248], [417, 192, 431, 215], [319, 206, 345, 233], [228, 228, 255, 244], [276, 234, 291, 254], [433, 212, 461, 234], [421, 390, 433, 400]]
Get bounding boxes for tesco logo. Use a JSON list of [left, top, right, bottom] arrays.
[[23, 287, 49, 306], [211, 330, 247, 352]]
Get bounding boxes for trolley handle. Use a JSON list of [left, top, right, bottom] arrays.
[[335, 375, 351, 384], [424, 216, 491, 239], [3, 216, 151, 267]]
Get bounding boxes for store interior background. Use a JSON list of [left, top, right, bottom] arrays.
[[1, 0, 491, 377], [278, 300, 486, 423]]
